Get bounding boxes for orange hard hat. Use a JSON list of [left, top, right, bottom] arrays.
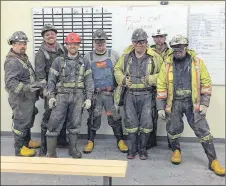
[[64, 32, 81, 44]]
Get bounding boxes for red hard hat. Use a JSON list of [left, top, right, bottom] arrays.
[[64, 32, 81, 44]]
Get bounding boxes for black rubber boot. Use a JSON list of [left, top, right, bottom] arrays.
[[127, 133, 138, 159], [139, 133, 149, 160], [13, 131, 26, 156], [57, 122, 69, 148], [68, 134, 82, 158], [39, 126, 47, 156], [46, 136, 57, 158], [167, 135, 172, 149], [146, 130, 157, 150]]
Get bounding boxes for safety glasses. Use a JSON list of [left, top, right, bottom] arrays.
[[94, 40, 106, 44], [133, 40, 147, 45]]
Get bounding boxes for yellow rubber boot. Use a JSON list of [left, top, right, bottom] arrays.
[[83, 140, 94, 153], [118, 140, 128, 153], [210, 160, 225, 176], [19, 146, 36, 157], [171, 150, 181, 165], [28, 139, 41, 149]]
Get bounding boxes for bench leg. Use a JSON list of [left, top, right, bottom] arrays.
[[103, 176, 112, 186]]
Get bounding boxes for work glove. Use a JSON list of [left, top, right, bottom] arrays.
[[200, 105, 208, 115], [23, 82, 42, 92], [49, 98, 57, 109], [83, 99, 91, 109], [125, 76, 132, 88], [158, 110, 166, 119], [141, 76, 150, 86]]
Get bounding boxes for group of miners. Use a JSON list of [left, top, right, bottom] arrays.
[[4, 24, 225, 176]]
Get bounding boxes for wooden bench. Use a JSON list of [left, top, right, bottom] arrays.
[[1, 156, 128, 185]]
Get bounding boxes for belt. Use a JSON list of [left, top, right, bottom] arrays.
[[128, 87, 154, 92], [57, 87, 84, 94]]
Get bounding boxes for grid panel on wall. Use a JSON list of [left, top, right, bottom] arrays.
[[32, 7, 112, 56]]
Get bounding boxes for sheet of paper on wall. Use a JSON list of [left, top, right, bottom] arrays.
[[189, 4, 225, 85]]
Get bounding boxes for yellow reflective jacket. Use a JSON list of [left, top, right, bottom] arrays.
[[156, 49, 212, 113], [150, 43, 172, 62], [114, 46, 163, 105]]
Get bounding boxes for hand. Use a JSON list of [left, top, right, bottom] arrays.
[[158, 110, 166, 119], [23, 83, 42, 92], [83, 99, 91, 109], [49, 98, 57, 109], [141, 76, 149, 85], [125, 77, 132, 88], [200, 105, 208, 115]]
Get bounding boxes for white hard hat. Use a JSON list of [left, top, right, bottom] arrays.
[[152, 28, 167, 37]]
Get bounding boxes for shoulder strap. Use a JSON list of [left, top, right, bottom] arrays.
[[90, 51, 94, 62], [40, 48, 50, 60], [107, 49, 112, 58]]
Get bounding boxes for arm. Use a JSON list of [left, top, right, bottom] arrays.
[[113, 55, 126, 86], [156, 64, 167, 110], [35, 50, 47, 83], [4, 59, 24, 93], [147, 54, 164, 86], [47, 58, 60, 98], [199, 60, 212, 107], [84, 59, 94, 100]]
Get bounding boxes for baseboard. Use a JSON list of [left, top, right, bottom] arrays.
[[1, 131, 225, 143]]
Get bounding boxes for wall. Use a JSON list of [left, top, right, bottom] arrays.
[[1, 1, 225, 138]]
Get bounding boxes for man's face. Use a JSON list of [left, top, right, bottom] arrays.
[[12, 41, 27, 55], [132, 40, 147, 54], [67, 42, 80, 55], [43, 30, 57, 45], [93, 39, 107, 53], [152, 35, 166, 46], [172, 45, 187, 59]]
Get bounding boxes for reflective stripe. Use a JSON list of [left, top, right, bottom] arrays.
[[130, 84, 146, 89], [61, 82, 85, 88], [201, 86, 212, 95], [139, 128, 152, 133], [77, 82, 84, 88], [50, 68, 59, 76], [168, 132, 182, 140], [85, 69, 92, 76], [16, 58, 35, 83], [200, 134, 213, 143], [125, 127, 139, 133], [157, 91, 167, 99], [12, 125, 22, 136], [175, 89, 191, 96], [14, 82, 24, 93], [166, 63, 170, 88]]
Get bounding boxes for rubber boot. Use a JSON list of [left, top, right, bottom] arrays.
[[210, 160, 225, 176], [46, 136, 57, 158], [171, 149, 181, 165], [68, 134, 82, 159], [57, 122, 69, 148], [112, 125, 128, 153], [83, 128, 96, 153], [39, 126, 47, 156], [127, 133, 138, 159], [139, 133, 149, 160], [25, 129, 40, 149], [146, 130, 157, 150], [13, 132, 36, 157], [201, 140, 225, 176]]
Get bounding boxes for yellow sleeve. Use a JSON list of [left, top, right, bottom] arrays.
[[113, 55, 126, 86]]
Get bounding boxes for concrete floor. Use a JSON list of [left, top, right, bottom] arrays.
[[1, 136, 225, 185]]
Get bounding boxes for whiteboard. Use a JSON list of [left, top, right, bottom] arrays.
[[188, 5, 225, 85], [108, 5, 188, 55]]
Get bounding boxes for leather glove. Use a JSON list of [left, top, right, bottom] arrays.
[[200, 105, 208, 115], [49, 98, 57, 109], [23, 82, 42, 92], [83, 99, 91, 109], [125, 77, 132, 88], [158, 110, 166, 119]]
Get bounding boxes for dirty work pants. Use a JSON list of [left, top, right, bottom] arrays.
[[87, 91, 124, 141], [46, 91, 85, 137], [167, 98, 217, 163], [8, 92, 36, 155], [124, 90, 153, 151]]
